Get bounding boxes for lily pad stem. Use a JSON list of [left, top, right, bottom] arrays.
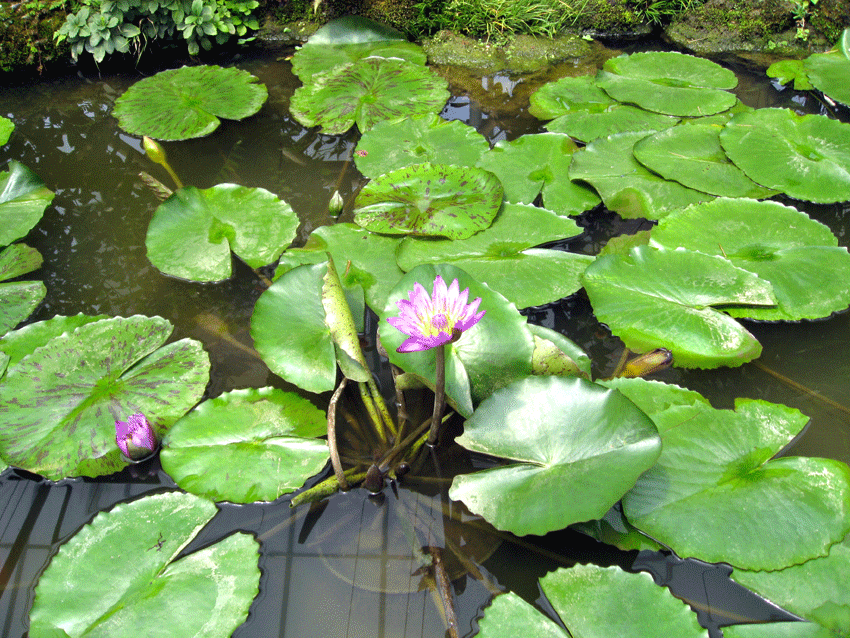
[[427, 344, 447, 446], [358, 381, 389, 444], [290, 468, 367, 508], [367, 376, 397, 439], [327, 377, 349, 490]]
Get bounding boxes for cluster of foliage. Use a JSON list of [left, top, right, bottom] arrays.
[[2, 16, 850, 638], [54, 0, 260, 62]]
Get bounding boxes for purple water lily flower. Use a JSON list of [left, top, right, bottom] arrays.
[[115, 413, 158, 461], [388, 275, 485, 353]]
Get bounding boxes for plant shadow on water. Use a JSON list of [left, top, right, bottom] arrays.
[[1, 23, 850, 638]]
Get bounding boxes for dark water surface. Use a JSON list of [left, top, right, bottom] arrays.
[[0, 41, 848, 638]]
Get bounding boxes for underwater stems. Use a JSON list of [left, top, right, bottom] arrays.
[[358, 382, 389, 444], [367, 375, 397, 439], [327, 378, 349, 490], [427, 344, 447, 446], [429, 546, 460, 638]]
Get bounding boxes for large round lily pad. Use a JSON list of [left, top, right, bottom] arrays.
[[450, 376, 661, 536], [29, 491, 260, 638], [0, 116, 13, 145], [529, 74, 615, 119], [161, 387, 328, 503], [146, 184, 297, 282], [719, 108, 850, 204], [805, 49, 850, 108], [113, 65, 268, 141], [292, 41, 428, 83], [353, 162, 503, 240], [0, 243, 45, 334], [0, 315, 210, 479], [0, 160, 55, 246], [547, 105, 679, 144]]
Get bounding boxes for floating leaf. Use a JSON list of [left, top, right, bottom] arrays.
[[633, 124, 776, 198], [0, 315, 209, 479], [805, 50, 850, 107], [724, 622, 834, 638], [0, 160, 55, 246], [379, 264, 533, 416], [767, 59, 813, 90], [476, 133, 600, 216], [450, 376, 660, 536], [353, 162, 503, 240], [292, 41, 427, 83], [0, 314, 107, 368], [304, 14, 408, 46], [146, 184, 297, 282], [112, 65, 268, 140], [719, 108, 850, 204], [0, 281, 45, 335], [608, 378, 850, 570], [290, 57, 449, 135], [569, 131, 710, 220], [29, 492, 260, 638], [598, 52, 737, 116], [353, 114, 489, 179], [581, 246, 775, 368], [161, 387, 328, 503], [651, 198, 850, 320], [547, 105, 679, 144], [0, 115, 14, 145], [396, 203, 590, 308], [528, 323, 592, 379], [529, 74, 615, 119]]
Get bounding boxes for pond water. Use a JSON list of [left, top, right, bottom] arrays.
[[0, 38, 848, 638]]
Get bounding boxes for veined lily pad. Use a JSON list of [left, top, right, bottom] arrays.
[[146, 184, 297, 282], [581, 246, 775, 368], [598, 52, 738, 116], [569, 131, 711, 220], [112, 65, 268, 141], [608, 378, 850, 570], [719, 108, 850, 204], [305, 14, 408, 46], [478, 565, 707, 638], [0, 160, 55, 246], [528, 323, 592, 379], [353, 162, 503, 239], [0, 313, 107, 369], [161, 387, 328, 503], [29, 492, 260, 638], [0, 315, 209, 480], [395, 203, 591, 308], [651, 198, 850, 320], [767, 59, 814, 90], [476, 133, 600, 216], [379, 264, 533, 416], [289, 57, 450, 135], [546, 105, 680, 144], [633, 124, 776, 198], [0, 116, 13, 145], [0, 243, 45, 335], [724, 623, 835, 638], [292, 41, 428, 83], [353, 114, 489, 179], [529, 75, 615, 119], [450, 376, 661, 536], [805, 49, 850, 107]]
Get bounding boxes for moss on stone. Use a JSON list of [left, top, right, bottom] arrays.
[[810, 0, 850, 43], [0, 3, 69, 73]]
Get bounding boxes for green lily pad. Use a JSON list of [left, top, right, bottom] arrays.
[[0, 160, 55, 246], [476, 133, 600, 216], [161, 387, 328, 503], [450, 376, 661, 536], [633, 124, 776, 198], [292, 41, 428, 83], [569, 131, 711, 220], [29, 492, 260, 638], [528, 323, 592, 379], [529, 74, 615, 119], [581, 246, 775, 368], [0, 243, 45, 334], [724, 622, 835, 638], [0, 313, 108, 369], [651, 198, 850, 320], [719, 108, 850, 204], [547, 105, 680, 144], [0, 116, 14, 145], [146, 184, 297, 282], [379, 264, 533, 417], [805, 50, 850, 107], [353, 162, 503, 240], [290, 57, 450, 135], [608, 378, 850, 570], [353, 114, 489, 179], [0, 242, 41, 279], [305, 14, 408, 46], [0, 315, 210, 480], [112, 65, 268, 141], [842, 28, 850, 58], [598, 52, 738, 116], [767, 59, 814, 90], [396, 203, 591, 308]]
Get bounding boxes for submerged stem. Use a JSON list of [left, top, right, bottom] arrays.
[[327, 377, 349, 490], [427, 344, 447, 446]]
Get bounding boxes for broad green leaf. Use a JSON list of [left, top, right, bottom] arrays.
[[250, 262, 337, 393], [396, 203, 590, 308], [353, 114, 489, 179], [842, 27, 850, 59], [0, 243, 42, 280], [633, 124, 776, 198], [528, 323, 592, 379], [598, 51, 737, 116], [0, 316, 210, 480], [767, 59, 813, 90], [0, 161, 55, 246], [476, 133, 600, 216], [569, 131, 711, 220], [651, 198, 850, 320], [571, 503, 663, 552], [477, 592, 570, 638], [546, 105, 679, 144], [805, 50, 850, 107], [581, 246, 774, 368], [146, 184, 297, 282], [0, 281, 45, 335], [304, 14, 408, 46], [161, 387, 328, 503], [322, 256, 371, 382], [0, 314, 108, 369], [353, 163, 503, 240], [719, 108, 850, 204], [29, 492, 260, 638], [732, 534, 850, 636], [379, 264, 533, 416], [112, 65, 268, 140], [609, 378, 850, 570], [529, 74, 615, 119], [724, 623, 835, 638], [289, 57, 449, 135], [292, 41, 427, 83], [0, 115, 13, 145], [450, 376, 660, 536]]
